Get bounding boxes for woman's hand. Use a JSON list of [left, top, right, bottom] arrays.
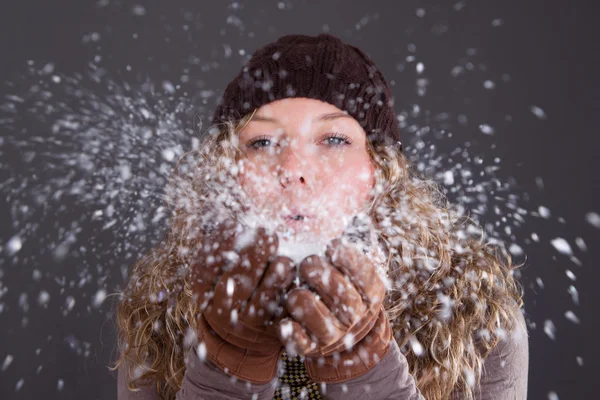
[[190, 218, 296, 384], [276, 233, 393, 383]]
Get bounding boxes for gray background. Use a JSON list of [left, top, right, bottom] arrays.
[[0, 0, 599, 399]]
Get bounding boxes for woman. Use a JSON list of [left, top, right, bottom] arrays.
[[113, 33, 529, 399]]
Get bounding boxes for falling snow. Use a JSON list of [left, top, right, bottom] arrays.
[[0, 7, 592, 398], [585, 211, 600, 228], [530, 105, 547, 120], [548, 391, 559, 400], [564, 310, 580, 324], [544, 319, 557, 340], [551, 237, 573, 255], [479, 124, 495, 135]]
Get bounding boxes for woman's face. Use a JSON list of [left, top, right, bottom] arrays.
[[237, 97, 376, 243]]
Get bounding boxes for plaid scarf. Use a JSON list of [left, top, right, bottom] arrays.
[[272, 352, 322, 399]]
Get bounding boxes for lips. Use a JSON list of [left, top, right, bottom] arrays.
[[285, 208, 312, 221], [286, 214, 308, 221]]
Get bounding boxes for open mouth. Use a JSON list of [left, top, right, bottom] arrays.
[[279, 213, 316, 238], [286, 214, 310, 222]]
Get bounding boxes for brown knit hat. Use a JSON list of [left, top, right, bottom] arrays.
[[211, 33, 403, 152]]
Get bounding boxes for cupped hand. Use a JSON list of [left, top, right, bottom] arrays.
[[276, 230, 393, 383], [190, 218, 296, 383]]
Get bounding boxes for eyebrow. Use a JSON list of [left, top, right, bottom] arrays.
[[251, 112, 353, 123]]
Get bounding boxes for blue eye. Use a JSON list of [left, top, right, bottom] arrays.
[[246, 132, 352, 150], [323, 132, 352, 147], [247, 135, 274, 149]]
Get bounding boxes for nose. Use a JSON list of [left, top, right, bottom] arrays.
[[278, 145, 307, 188]]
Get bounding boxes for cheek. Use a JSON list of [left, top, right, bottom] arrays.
[[238, 159, 278, 206], [323, 157, 375, 211]]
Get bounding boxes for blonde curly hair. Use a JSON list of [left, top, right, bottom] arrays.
[[111, 109, 526, 400]]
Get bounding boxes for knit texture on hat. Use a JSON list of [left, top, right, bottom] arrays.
[[211, 33, 403, 152]]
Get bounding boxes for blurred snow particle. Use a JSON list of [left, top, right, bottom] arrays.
[[226, 15, 245, 31], [416, 62, 424, 74], [565, 270, 576, 281], [483, 80, 495, 89], [131, 5, 146, 16], [132, 363, 148, 380], [550, 238, 572, 255], [41, 63, 55, 75], [585, 211, 600, 228], [479, 124, 495, 135], [508, 243, 524, 256], [443, 170, 454, 185], [82, 32, 101, 44], [548, 391, 559, 400], [162, 81, 175, 94], [575, 237, 587, 252], [64, 296, 76, 315], [491, 18, 504, 27], [119, 163, 131, 181], [354, 13, 378, 30], [564, 310, 580, 324], [343, 332, 355, 350], [451, 66, 464, 78], [463, 367, 475, 387], [454, 1, 467, 11], [183, 327, 198, 348], [536, 277, 544, 289], [223, 44, 232, 58], [1, 354, 13, 371], [436, 293, 455, 321], [543, 319, 556, 340], [18, 293, 29, 312], [530, 105, 547, 120], [576, 356, 584, 366], [6, 235, 22, 255], [92, 289, 107, 307], [535, 176, 545, 189], [197, 342, 207, 361], [567, 285, 579, 305], [416, 78, 429, 96], [226, 277, 235, 297], [279, 320, 293, 339], [161, 148, 176, 162], [409, 335, 424, 356], [416, 8, 426, 18], [32, 269, 42, 281], [538, 206, 551, 219], [57, 379, 64, 391], [37, 291, 50, 307], [53, 239, 73, 262]]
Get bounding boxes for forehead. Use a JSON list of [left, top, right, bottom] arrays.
[[242, 99, 365, 140], [253, 97, 352, 123]]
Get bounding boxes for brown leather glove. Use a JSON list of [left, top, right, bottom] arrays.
[[190, 218, 296, 384], [277, 232, 392, 383]]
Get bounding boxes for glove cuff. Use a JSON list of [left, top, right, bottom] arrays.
[[197, 314, 282, 384], [304, 308, 393, 383]]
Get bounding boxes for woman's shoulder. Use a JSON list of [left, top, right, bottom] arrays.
[[482, 307, 528, 363], [473, 303, 529, 392]]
